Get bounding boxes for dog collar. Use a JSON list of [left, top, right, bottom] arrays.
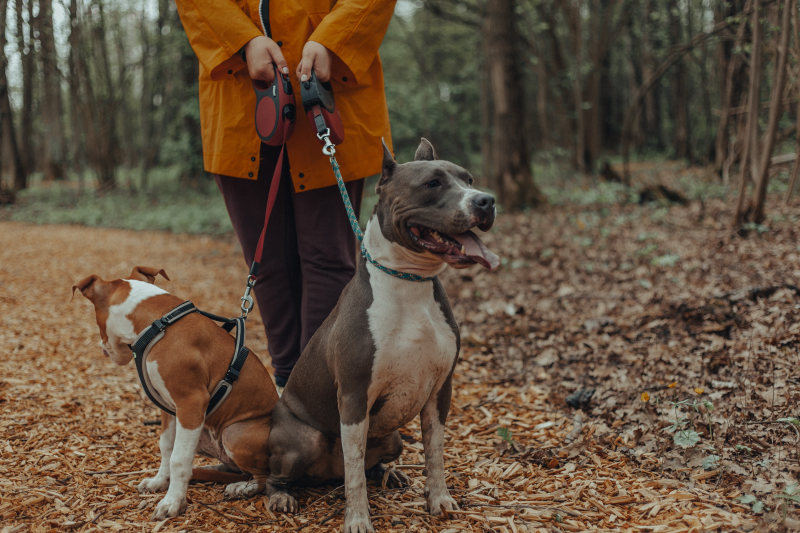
[[331, 158, 435, 283], [360, 243, 435, 282]]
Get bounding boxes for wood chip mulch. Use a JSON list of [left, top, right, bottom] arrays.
[[0, 210, 790, 532]]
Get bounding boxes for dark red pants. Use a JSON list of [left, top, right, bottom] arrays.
[[214, 144, 363, 384]]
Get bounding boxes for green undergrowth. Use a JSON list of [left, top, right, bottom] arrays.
[[1, 170, 233, 236]]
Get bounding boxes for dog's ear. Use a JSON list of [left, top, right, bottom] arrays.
[[128, 266, 170, 284], [414, 137, 437, 161], [377, 138, 396, 190], [72, 275, 101, 302]]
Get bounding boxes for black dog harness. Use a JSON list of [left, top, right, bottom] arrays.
[[128, 301, 250, 418]]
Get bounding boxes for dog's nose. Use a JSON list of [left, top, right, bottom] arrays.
[[472, 193, 496, 230], [472, 193, 495, 215]]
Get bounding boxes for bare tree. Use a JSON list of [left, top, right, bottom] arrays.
[[669, 4, 690, 161], [15, 0, 34, 184], [38, 0, 67, 181], [0, 0, 27, 192], [747, 0, 794, 223], [714, 0, 750, 178], [138, 0, 170, 189], [71, 0, 120, 189], [784, 3, 800, 203], [483, 0, 544, 208]]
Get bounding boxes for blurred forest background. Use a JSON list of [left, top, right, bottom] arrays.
[[0, 0, 798, 227]]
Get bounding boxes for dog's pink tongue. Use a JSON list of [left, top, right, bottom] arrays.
[[453, 231, 500, 270]]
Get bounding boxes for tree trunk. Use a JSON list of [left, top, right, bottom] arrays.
[[0, 0, 27, 191], [139, 0, 170, 190], [583, 0, 617, 173], [483, 0, 544, 209], [733, 0, 761, 226], [480, 47, 492, 181], [669, 4, 690, 160], [750, 0, 794, 223], [785, 4, 800, 204], [177, 5, 203, 184], [67, 0, 86, 183], [567, 0, 585, 173], [16, 0, 34, 181], [714, 0, 749, 176], [38, 0, 66, 181]]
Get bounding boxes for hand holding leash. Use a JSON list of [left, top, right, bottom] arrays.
[[301, 70, 344, 150], [297, 40, 332, 83], [243, 35, 288, 84]]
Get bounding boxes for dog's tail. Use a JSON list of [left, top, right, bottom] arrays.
[[191, 465, 252, 484]]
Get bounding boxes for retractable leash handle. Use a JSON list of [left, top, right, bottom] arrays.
[[253, 64, 296, 146], [301, 71, 345, 150]]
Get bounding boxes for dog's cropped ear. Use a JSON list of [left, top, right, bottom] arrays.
[[414, 137, 437, 161], [378, 138, 396, 190], [72, 275, 101, 302], [128, 266, 170, 284]]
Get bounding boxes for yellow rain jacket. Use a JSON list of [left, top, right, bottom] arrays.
[[174, 0, 395, 192]]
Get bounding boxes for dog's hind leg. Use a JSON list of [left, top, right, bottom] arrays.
[[152, 409, 204, 519], [365, 430, 409, 489], [219, 418, 271, 499], [266, 404, 327, 514], [138, 411, 175, 494]]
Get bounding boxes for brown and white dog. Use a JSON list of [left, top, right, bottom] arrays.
[[73, 267, 279, 519]]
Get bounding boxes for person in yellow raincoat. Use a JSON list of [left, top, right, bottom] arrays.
[[174, 0, 397, 388]]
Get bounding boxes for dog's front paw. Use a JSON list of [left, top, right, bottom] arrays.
[[343, 507, 374, 533], [267, 491, 298, 514], [152, 494, 187, 519], [224, 479, 262, 500], [138, 476, 169, 493], [426, 489, 458, 516]]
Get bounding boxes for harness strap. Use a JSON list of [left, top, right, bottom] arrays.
[[206, 317, 250, 417], [129, 301, 250, 418], [130, 301, 198, 416]]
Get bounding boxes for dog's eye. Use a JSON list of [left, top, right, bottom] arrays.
[[468, 177, 474, 185], [426, 179, 441, 189]]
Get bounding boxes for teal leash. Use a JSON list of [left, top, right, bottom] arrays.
[[322, 135, 434, 283]]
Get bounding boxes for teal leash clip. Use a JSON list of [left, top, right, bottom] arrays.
[[321, 132, 434, 283]]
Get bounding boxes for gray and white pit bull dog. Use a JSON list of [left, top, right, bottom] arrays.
[[264, 138, 499, 532]]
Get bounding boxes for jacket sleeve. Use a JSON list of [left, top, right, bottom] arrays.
[[309, 0, 397, 84], [174, 0, 264, 80]]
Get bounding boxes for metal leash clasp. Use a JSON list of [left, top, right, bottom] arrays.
[[240, 274, 256, 318], [317, 128, 336, 157]]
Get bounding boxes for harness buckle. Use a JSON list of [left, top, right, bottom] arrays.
[[224, 367, 241, 383], [152, 318, 166, 332]]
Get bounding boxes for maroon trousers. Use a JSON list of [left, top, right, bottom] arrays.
[[214, 144, 363, 385]]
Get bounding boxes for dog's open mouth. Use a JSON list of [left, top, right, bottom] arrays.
[[409, 225, 500, 270]]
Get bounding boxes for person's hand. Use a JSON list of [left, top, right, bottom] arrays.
[[244, 35, 289, 84], [296, 41, 332, 83]]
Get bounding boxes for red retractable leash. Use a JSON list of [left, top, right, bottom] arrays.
[[238, 69, 345, 320]]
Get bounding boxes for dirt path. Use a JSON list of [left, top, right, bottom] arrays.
[[0, 217, 793, 532]]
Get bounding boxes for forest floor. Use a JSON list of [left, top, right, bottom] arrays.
[[1, 163, 799, 532]]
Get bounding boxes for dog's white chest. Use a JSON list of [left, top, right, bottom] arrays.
[[365, 270, 457, 434]]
